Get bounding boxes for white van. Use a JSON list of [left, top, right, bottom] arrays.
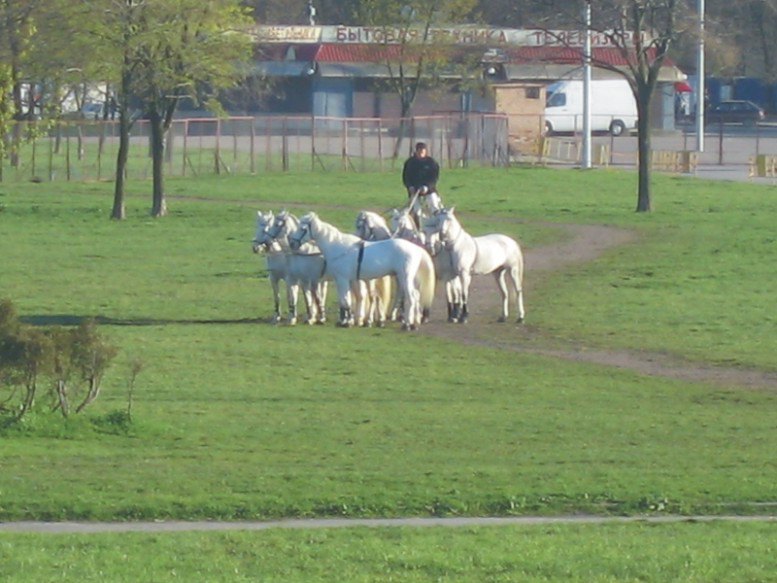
[[544, 79, 638, 137]]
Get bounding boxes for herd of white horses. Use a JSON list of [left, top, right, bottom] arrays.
[[251, 206, 525, 330]]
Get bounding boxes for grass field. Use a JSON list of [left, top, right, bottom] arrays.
[[0, 166, 775, 580]]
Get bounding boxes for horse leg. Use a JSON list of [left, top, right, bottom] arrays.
[[336, 282, 353, 327], [301, 285, 315, 325], [353, 281, 369, 327], [315, 281, 328, 324], [399, 274, 420, 331], [286, 282, 299, 326], [270, 275, 282, 324], [494, 269, 510, 322], [445, 278, 457, 323], [458, 272, 472, 324], [508, 265, 525, 323]]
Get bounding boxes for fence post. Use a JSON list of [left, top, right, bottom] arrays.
[[250, 118, 256, 175], [66, 134, 71, 181]]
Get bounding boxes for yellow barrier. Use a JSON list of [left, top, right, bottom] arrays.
[[650, 150, 698, 174], [749, 154, 777, 178]]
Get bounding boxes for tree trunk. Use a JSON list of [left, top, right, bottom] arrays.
[[635, 84, 653, 213], [111, 112, 130, 220], [149, 113, 167, 217]]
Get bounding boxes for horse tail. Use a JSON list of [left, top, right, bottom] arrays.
[[417, 249, 436, 310]]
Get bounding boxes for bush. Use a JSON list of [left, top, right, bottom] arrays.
[[0, 298, 117, 423]]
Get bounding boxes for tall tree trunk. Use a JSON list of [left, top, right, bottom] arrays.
[[149, 113, 167, 217], [635, 83, 653, 213], [111, 112, 130, 220]]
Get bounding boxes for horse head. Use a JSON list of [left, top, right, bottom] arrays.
[[355, 211, 390, 241], [422, 207, 459, 253], [391, 208, 426, 247], [289, 212, 317, 250], [252, 210, 276, 253], [266, 209, 298, 248]]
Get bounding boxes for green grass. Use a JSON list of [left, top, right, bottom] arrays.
[[0, 166, 775, 578], [1, 522, 775, 582]]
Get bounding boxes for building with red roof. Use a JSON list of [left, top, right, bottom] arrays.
[[252, 25, 686, 129]]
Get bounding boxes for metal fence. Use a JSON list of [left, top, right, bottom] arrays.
[[4, 113, 776, 183], [0, 113, 510, 183]]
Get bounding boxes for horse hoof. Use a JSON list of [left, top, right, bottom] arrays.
[[497, 316, 507, 323], [447, 316, 458, 323], [458, 317, 468, 324], [288, 318, 297, 326], [516, 317, 525, 324]]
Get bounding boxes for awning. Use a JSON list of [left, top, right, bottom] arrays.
[[674, 81, 693, 93]]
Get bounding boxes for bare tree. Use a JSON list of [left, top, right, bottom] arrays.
[[545, 1, 692, 212], [353, 0, 477, 156]]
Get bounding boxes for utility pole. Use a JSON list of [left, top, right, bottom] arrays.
[[696, 0, 705, 152], [308, 0, 316, 26], [582, 0, 593, 169]]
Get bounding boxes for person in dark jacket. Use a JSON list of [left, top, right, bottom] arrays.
[[402, 142, 442, 227]]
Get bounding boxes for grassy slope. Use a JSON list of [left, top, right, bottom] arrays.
[[0, 168, 774, 524]]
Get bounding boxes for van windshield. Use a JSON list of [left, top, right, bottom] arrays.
[[547, 92, 566, 107]]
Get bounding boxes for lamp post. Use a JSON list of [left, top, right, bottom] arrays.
[[582, 0, 592, 169], [695, 0, 705, 152]]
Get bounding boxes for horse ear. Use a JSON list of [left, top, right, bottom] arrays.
[[448, 206, 455, 215]]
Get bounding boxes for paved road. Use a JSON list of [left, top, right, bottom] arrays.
[[1, 515, 775, 534]]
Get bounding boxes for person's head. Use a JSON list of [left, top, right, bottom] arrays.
[[414, 142, 428, 158]]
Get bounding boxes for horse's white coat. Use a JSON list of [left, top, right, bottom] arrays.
[[353, 211, 396, 326], [423, 207, 525, 323], [252, 211, 328, 325], [391, 208, 463, 322], [292, 213, 435, 329]]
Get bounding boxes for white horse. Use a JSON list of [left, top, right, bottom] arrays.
[[391, 207, 463, 323], [252, 210, 328, 325], [291, 212, 435, 329], [354, 211, 403, 324], [265, 209, 381, 328], [422, 207, 525, 324]]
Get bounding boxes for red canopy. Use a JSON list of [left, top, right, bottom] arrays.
[[674, 81, 693, 93]]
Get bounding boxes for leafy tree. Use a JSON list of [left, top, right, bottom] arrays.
[[73, 0, 253, 218], [130, 0, 254, 217]]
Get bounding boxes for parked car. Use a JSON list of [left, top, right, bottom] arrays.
[[705, 100, 765, 126]]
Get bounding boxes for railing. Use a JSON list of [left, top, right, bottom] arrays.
[[0, 113, 510, 183], [3, 113, 776, 182]]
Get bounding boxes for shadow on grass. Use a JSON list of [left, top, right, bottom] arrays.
[[21, 315, 263, 327]]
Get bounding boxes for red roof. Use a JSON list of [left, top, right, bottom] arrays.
[[259, 42, 675, 69]]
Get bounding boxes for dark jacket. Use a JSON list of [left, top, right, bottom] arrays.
[[402, 155, 440, 191]]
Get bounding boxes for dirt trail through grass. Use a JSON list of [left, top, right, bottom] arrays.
[[420, 222, 777, 391]]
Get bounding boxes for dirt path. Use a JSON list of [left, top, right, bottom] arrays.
[[1, 515, 774, 534], [420, 221, 777, 391]]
